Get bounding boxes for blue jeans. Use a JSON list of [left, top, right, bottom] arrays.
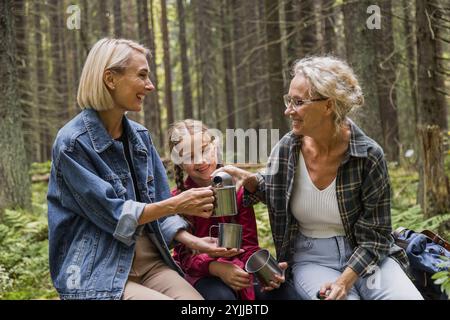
[[194, 277, 300, 300], [195, 277, 237, 300], [292, 233, 423, 300]]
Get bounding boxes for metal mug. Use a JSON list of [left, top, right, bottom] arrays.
[[245, 249, 284, 287], [209, 223, 242, 249], [211, 172, 238, 217]]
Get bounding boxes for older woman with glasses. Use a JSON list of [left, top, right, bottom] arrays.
[[213, 56, 423, 300]]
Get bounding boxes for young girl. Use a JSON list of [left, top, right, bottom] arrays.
[[169, 119, 260, 300]]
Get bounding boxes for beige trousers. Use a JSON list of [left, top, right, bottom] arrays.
[[122, 232, 203, 300]]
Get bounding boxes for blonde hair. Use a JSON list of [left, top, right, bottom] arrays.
[[292, 56, 364, 131], [77, 38, 149, 111]]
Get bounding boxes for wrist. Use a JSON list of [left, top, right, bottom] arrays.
[[336, 268, 358, 292], [166, 195, 180, 213], [335, 279, 351, 292], [139, 199, 178, 225], [243, 174, 258, 193], [174, 229, 193, 247], [208, 261, 224, 277]]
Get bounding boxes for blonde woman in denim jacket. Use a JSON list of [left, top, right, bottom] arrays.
[[47, 38, 231, 300]]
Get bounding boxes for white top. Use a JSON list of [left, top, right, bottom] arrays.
[[290, 152, 346, 238]]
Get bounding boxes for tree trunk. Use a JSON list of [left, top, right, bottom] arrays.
[[14, 0, 36, 163], [417, 126, 450, 217], [416, 0, 448, 130], [176, 0, 194, 119], [58, 0, 69, 122], [80, 0, 90, 56], [0, 0, 32, 213], [284, 0, 298, 69], [232, 0, 249, 129], [192, 0, 203, 120], [256, 1, 271, 129], [402, 0, 419, 135], [342, 0, 384, 147], [192, 0, 217, 125], [416, 0, 449, 218], [373, 0, 399, 162], [98, 0, 110, 37], [160, 0, 174, 127], [69, 27, 81, 118], [265, 0, 289, 135], [245, 0, 261, 129], [113, 0, 122, 38], [123, 1, 137, 40], [34, 1, 49, 162], [49, 0, 69, 129], [297, 0, 318, 57], [322, 0, 336, 54], [284, 0, 319, 66], [220, 0, 235, 130], [149, 0, 163, 149], [136, 0, 161, 150]]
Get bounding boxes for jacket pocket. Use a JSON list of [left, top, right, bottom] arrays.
[[104, 174, 127, 199]]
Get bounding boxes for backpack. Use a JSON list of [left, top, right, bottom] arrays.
[[392, 227, 450, 300]]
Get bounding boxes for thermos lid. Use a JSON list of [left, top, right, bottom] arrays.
[[211, 172, 234, 187]]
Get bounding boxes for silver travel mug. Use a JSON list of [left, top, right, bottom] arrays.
[[209, 223, 242, 249], [245, 249, 284, 287]]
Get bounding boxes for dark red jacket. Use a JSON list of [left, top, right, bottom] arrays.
[[172, 176, 260, 300]]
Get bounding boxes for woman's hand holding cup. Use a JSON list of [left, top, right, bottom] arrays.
[[174, 187, 215, 218]]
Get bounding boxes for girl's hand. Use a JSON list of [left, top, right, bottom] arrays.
[[260, 262, 288, 292], [207, 246, 245, 258], [175, 231, 244, 257], [174, 187, 215, 218], [189, 235, 244, 257], [209, 262, 252, 291]]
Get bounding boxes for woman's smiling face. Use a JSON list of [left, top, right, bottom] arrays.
[[108, 51, 154, 112], [285, 74, 328, 136]]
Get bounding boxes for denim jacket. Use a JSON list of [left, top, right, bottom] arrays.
[[47, 109, 188, 300]]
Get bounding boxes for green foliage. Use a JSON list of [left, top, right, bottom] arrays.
[[29, 161, 51, 177], [254, 203, 275, 256], [392, 206, 450, 235], [431, 257, 450, 299], [390, 163, 450, 240], [0, 177, 57, 300]]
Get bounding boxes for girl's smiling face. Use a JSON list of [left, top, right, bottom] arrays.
[[178, 132, 218, 186]]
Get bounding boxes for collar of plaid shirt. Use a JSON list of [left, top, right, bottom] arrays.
[[244, 118, 409, 278]]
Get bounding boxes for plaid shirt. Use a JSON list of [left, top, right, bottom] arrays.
[[244, 119, 409, 278]]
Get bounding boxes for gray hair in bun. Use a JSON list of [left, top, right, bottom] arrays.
[[292, 56, 364, 133]]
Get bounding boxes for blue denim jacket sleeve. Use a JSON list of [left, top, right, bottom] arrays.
[[147, 139, 189, 246], [57, 149, 145, 247]]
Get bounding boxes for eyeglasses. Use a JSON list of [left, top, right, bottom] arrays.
[[283, 94, 328, 110]]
